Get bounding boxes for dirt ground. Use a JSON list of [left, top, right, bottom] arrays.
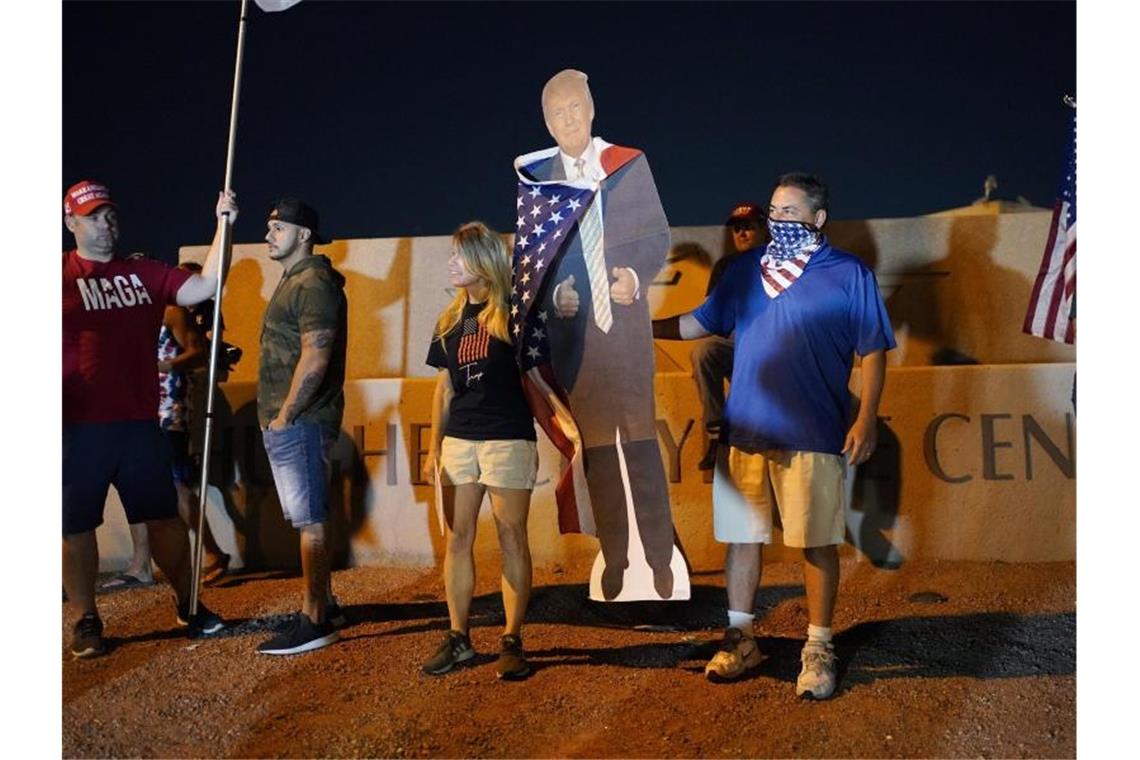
[[62, 558, 1075, 758]]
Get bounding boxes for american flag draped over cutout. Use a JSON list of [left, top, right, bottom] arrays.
[[1023, 111, 1076, 344], [510, 179, 597, 534]]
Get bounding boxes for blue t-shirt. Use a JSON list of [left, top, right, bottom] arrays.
[[693, 243, 895, 455]]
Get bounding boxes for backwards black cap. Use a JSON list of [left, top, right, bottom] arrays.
[[268, 198, 330, 245]]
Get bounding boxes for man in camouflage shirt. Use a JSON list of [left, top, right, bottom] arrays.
[[255, 199, 348, 656]]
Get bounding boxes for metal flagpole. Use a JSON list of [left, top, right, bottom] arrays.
[[190, 0, 250, 617]]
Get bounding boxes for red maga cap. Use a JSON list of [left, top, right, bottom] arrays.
[[64, 180, 115, 216]]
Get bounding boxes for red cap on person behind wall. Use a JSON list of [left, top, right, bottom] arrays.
[[725, 202, 763, 225], [64, 180, 116, 216]]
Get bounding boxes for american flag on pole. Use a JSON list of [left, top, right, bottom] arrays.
[[511, 155, 598, 535], [1023, 111, 1076, 344]]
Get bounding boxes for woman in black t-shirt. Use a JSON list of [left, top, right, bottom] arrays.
[[421, 222, 537, 680]]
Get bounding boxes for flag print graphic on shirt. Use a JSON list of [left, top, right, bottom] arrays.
[[457, 315, 491, 384]]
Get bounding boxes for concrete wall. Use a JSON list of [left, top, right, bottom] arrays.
[[180, 210, 1074, 382], [92, 212, 1076, 572], [96, 363, 1075, 572]]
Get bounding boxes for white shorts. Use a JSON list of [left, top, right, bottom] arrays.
[[439, 437, 538, 490], [712, 447, 846, 548]]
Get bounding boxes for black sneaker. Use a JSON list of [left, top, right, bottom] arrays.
[[421, 630, 475, 675], [257, 613, 340, 656], [71, 613, 107, 659], [326, 598, 347, 629], [176, 600, 226, 636], [496, 634, 531, 680]]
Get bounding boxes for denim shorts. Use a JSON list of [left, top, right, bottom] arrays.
[[63, 420, 178, 535], [161, 429, 197, 486], [262, 421, 335, 529]]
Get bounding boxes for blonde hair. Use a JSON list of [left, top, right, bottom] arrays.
[[433, 221, 513, 345]]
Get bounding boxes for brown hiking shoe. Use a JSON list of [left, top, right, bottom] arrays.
[[497, 634, 531, 680], [705, 627, 762, 682]]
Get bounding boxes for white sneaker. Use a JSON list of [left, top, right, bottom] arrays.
[[795, 641, 837, 699]]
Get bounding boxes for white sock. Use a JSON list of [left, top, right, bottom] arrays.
[[728, 609, 755, 633], [807, 624, 832, 646]]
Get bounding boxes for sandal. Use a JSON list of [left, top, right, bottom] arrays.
[[100, 573, 154, 591], [202, 554, 231, 586]]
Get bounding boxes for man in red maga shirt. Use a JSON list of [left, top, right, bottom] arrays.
[[62, 180, 236, 658]]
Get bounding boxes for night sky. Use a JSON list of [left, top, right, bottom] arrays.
[[62, 0, 1075, 262]]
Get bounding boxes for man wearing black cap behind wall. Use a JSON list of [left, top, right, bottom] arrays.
[[691, 202, 765, 470], [256, 199, 349, 655]]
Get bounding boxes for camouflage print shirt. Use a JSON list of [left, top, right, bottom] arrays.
[[257, 254, 347, 430]]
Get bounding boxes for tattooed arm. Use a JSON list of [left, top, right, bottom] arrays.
[[268, 327, 336, 431]]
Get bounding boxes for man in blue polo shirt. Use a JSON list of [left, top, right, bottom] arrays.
[[654, 173, 894, 699]]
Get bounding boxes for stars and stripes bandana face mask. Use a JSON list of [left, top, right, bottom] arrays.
[[766, 219, 821, 261], [759, 219, 823, 299]]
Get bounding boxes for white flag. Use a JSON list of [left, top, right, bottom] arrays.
[[253, 0, 304, 12]]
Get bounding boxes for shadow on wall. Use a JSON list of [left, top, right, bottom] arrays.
[[327, 426, 367, 568], [651, 240, 716, 372], [871, 215, 1032, 366], [825, 227, 904, 566], [218, 257, 266, 384], [208, 398, 297, 570], [340, 386, 404, 564], [669, 240, 713, 271], [828, 217, 881, 275], [656, 223, 758, 301], [203, 400, 363, 572], [325, 238, 413, 379], [846, 418, 903, 568], [201, 237, 412, 569]]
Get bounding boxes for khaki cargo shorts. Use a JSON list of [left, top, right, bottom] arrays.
[[712, 447, 846, 548]]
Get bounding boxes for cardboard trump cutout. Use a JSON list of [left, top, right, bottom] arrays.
[[510, 69, 690, 602]]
